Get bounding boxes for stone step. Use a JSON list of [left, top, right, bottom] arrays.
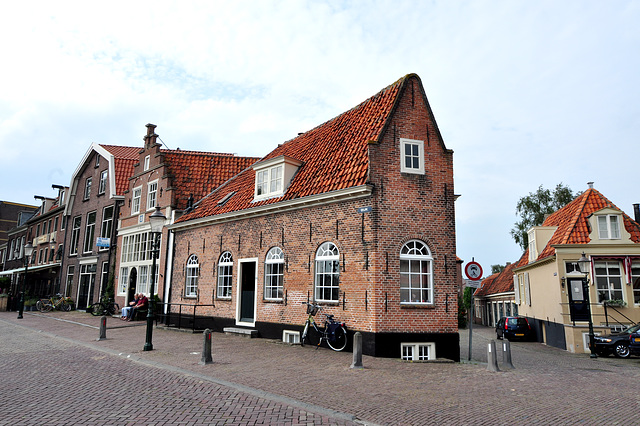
[[223, 327, 258, 338]]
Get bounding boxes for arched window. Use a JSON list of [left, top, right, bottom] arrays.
[[264, 247, 284, 300], [315, 242, 340, 302], [185, 255, 199, 297], [217, 251, 233, 298], [400, 240, 433, 304]]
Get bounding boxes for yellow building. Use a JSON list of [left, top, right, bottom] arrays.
[[513, 183, 640, 354]]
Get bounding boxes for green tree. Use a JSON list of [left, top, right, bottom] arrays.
[[510, 183, 577, 251], [491, 264, 505, 274]]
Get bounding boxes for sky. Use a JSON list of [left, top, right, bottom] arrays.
[[1, 0, 638, 275]]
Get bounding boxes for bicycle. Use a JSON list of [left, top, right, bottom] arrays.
[[90, 298, 120, 316], [36, 294, 72, 312], [300, 302, 348, 351]]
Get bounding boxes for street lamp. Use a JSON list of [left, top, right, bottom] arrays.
[[144, 206, 166, 351], [17, 241, 34, 319], [577, 252, 597, 359]]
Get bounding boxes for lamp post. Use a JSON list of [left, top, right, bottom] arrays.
[[17, 241, 34, 319], [144, 206, 166, 351], [578, 252, 597, 359]]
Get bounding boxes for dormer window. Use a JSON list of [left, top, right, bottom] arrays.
[[528, 229, 536, 261], [598, 214, 621, 239], [253, 155, 302, 201]]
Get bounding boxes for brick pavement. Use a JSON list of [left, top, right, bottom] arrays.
[[2, 311, 640, 425]]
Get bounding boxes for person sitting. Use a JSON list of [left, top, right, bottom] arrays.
[[127, 293, 148, 321], [120, 294, 139, 320]]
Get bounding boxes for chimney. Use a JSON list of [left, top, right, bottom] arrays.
[[634, 203, 640, 224], [587, 181, 594, 189], [144, 123, 158, 149]]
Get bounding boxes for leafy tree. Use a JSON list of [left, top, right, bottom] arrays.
[[491, 264, 505, 274], [510, 183, 577, 251]]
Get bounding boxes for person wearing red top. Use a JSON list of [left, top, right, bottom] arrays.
[[127, 294, 148, 321]]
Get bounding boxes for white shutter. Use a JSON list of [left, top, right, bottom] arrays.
[[524, 272, 531, 306], [513, 274, 520, 305]]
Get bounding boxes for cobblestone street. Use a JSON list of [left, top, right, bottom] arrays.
[[1, 311, 639, 425]]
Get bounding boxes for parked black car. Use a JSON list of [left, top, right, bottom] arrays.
[[591, 323, 640, 358], [629, 327, 640, 356], [496, 316, 532, 341]]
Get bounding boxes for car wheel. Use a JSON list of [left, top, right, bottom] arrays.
[[614, 343, 630, 358]]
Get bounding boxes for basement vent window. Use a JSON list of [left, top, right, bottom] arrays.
[[283, 330, 300, 345], [401, 342, 436, 361]]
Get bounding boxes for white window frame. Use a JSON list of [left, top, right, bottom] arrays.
[[217, 251, 233, 299], [632, 261, 640, 305], [98, 170, 107, 195], [597, 215, 621, 240], [255, 165, 283, 198], [314, 242, 340, 302], [264, 247, 284, 300], [99, 206, 114, 251], [400, 138, 425, 175], [399, 240, 433, 304], [185, 255, 199, 298], [144, 155, 150, 171], [66, 265, 75, 296], [138, 265, 149, 295], [147, 180, 158, 211], [118, 267, 128, 295], [83, 211, 96, 254], [594, 261, 624, 303], [132, 186, 142, 214], [401, 342, 436, 361], [84, 177, 92, 200], [70, 216, 82, 255]]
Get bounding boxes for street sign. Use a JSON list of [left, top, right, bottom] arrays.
[[357, 206, 372, 213], [465, 261, 483, 281]]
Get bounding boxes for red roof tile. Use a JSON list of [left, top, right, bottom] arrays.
[[162, 151, 259, 210], [536, 188, 640, 260], [100, 145, 139, 196], [474, 253, 527, 297], [177, 75, 409, 223]]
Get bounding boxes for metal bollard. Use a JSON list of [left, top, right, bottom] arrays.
[[487, 340, 500, 372], [350, 331, 364, 369], [97, 316, 107, 341], [200, 328, 213, 365], [502, 340, 515, 369]]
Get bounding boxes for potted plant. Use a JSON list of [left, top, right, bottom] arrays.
[[24, 298, 38, 311], [0, 293, 8, 311], [604, 299, 626, 307]]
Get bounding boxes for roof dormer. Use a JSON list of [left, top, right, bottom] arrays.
[[527, 225, 558, 262], [252, 155, 303, 201], [589, 207, 629, 243]]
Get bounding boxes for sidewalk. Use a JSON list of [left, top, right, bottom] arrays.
[[2, 310, 639, 425]]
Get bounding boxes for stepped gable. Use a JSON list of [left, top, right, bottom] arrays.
[[177, 75, 410, 223], [536, 188, 640, 261], [162, 150, 259, 211], [100, 145, 139, 196]]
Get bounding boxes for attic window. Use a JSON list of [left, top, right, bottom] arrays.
[[217, 191, 236, 206], [400, 138, 425, 175], [252, 155, 302, 201], [597, 215, 621, 240]]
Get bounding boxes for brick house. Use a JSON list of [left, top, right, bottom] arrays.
[[167, 74, 460, 360], [513, 183, 640, 353], [64, 144, 139, 309], [114, 124, 259, 310], [473, 257, 525, 327]]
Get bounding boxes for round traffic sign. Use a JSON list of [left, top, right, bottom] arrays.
[[465, 261, 483, 281]]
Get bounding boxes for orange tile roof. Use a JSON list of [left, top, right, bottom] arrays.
[[536, 188, 640, 260], [177, 75, 409, 223], [474, 253, 527, 297], [100, 145, 139, 196], [162, 150, 259, 210]]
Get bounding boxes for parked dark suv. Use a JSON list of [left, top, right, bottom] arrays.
[[591, 323, 639, 358], [496, 316, 533, 341]]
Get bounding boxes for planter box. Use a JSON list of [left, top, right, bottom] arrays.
[[0, 297, 7, 311]]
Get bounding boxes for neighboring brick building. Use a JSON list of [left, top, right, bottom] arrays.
[[64, 144, 139, 309], [167, 74, 460, 360], [114, 124, 259, 310], [0, 201, 38, 274]]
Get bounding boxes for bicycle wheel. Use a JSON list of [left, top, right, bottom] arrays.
[[90, 303, 104, 316], [305, 324, 321, 347], [327, 326, 348, 351], [107, 303, 119, 316], [300, 322, 309, 347], [61, 301, 72, 312], [36, 300, 43, 312]]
